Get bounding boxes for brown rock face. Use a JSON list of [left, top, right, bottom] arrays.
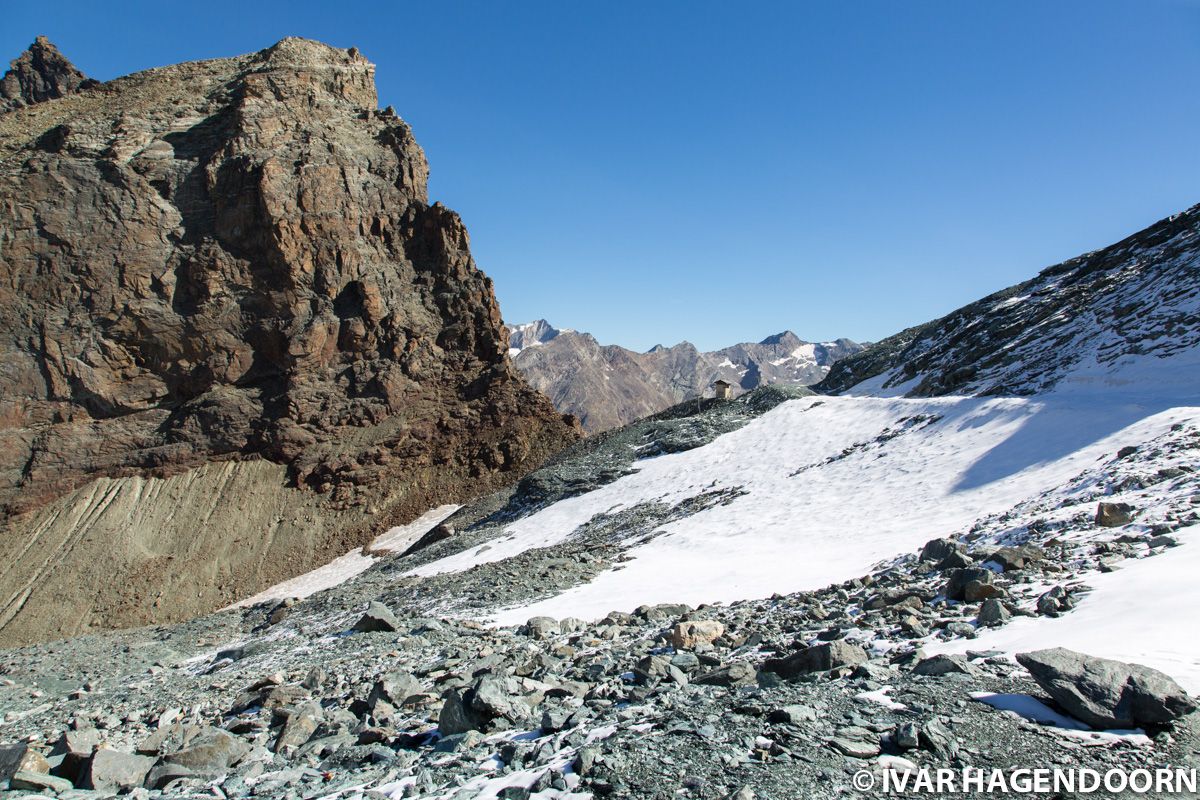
[[0, 38, 578, 644], [0, 36, 98, 111]]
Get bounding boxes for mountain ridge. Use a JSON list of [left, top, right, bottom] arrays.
[[508, 320, 863, 431], [818, 203, 1200, 398]]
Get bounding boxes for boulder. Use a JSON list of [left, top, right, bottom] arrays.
[[81, 749, 156, 793], [162, 727, 249, 771], [977, 598, 1012, 627], [1095, 502, 1135, 528], [1016, 647, 1197, 729], [761, 640, 867, 678], [987, 545, 1044, 571], [669, 620, 725, 649], [352, 602, 401, 633], [274, 702, 323, 753], [438, 689, 479, 736], [439, 675, 518, 735], [522, 617, 561, 640], [767, 705, 817, 724], [919, 538, 960, 563], [10, 770, 73, 793], [691, 662, 757, 687], [913, 653, 977, 677], [0, 743, 50, 781], [943, 567, 994, 601], [145, 762, 198, 791], [368, 671, 423, 708]]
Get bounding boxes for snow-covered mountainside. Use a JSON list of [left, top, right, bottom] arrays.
[[2, 205, 1198, 799], [819, 204, 1200, 398], [508, 321, 862, 431]]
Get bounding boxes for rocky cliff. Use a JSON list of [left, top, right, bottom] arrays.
[[509, 321, 861, 431], [0, 38, 578, 645]]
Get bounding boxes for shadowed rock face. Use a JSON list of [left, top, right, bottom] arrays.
[[0, 36, 98, 111], [0, 38, 578, 644]]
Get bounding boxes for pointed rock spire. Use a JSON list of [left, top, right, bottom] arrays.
[[1, 35, 97, 111]]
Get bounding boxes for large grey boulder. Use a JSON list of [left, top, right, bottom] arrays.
[[761, 640, 867, 678], [438, 675, 520, 735], [352, 602, 401, 633], [161, 727, 249, 771], [81, 749, 156, 793], [1016, 648, 1196, 729]]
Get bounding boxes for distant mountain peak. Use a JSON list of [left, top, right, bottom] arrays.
[[509, 324, 863, 431], [758, 331, 801, 347]]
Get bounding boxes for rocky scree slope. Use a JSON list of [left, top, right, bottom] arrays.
[[0, 38, 578, 646], [0, 417, 1197, 799], [818, 204, 1200, 397], [509, 321, 860, 432]]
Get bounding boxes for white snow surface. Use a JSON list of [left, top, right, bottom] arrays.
[[409, 385, 1198, 635], [927, 523, 1200, 692], [231, 505, 459, 608]]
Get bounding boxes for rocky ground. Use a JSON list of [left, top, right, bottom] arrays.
[[1, 400, 1198, 799]]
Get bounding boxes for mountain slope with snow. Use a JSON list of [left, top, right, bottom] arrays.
[[819, 204, 1200, 398], [508, 321, 862, 431], [401, 202, 1200, 687]]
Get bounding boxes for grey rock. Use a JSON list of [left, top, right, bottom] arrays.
[[767, 704, 817, 724], [691, 661, 757, 687], [913, 653, 977, 677], [1016, 647, 1197, 729], [987, 545, 1044, 571], [162, 727, 249, 771], [919, 719, 959, 759], [275, 702, 323, 753], [761, 640, 867, 678], [352, 602, 401, 633], [81, 749, 155, 793], [894, 722, 920, 749], [919, 538, 960, 563], [438, 688, 480, 736], [145, 762, 198, 791], [522, 616, 561, 640], [0, 743, 50, 784], [10, 769, 73, 793], [977, 598, 1011, 627], [944, 567, 994, 601], [828, 727, 880, 758], [369, 671, 422, 708]]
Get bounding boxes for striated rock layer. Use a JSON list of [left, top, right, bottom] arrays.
[[0, 38, 578, 645]]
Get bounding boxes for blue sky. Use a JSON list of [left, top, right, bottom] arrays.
[[5, 1, 1199, 351]]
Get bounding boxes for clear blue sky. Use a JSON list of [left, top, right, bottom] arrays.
[[5, 1, 1199, 351]]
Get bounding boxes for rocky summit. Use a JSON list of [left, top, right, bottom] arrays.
[[0, 38, 578, 645], [0, 36, 97, 112]]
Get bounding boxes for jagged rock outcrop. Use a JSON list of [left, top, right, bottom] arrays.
[[0, 38, 578, 645], [818, 205, 1200, 397], [509, 321, 861, 432], [0, 37, 97, 112]]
